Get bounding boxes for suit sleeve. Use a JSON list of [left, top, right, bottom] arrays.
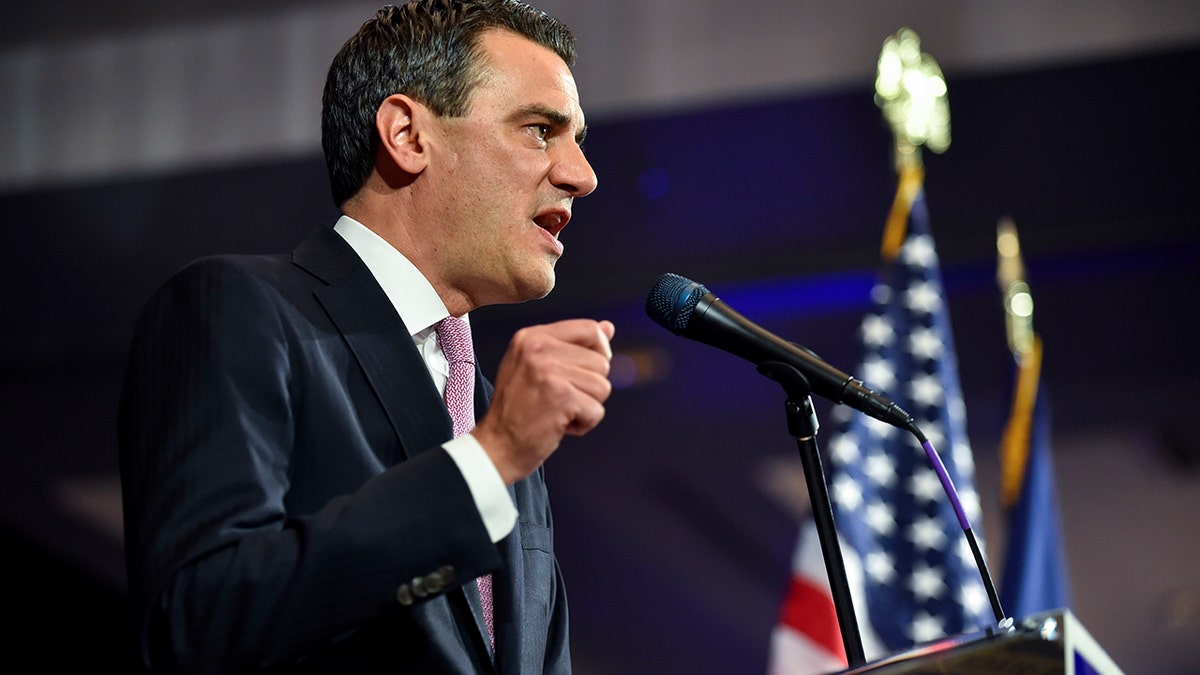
[[118, 258, 501, 672]]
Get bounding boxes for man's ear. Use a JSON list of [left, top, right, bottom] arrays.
[[375, 94, 431, 175]]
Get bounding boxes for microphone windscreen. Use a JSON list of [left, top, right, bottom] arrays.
[[645, 273, 710, 335]]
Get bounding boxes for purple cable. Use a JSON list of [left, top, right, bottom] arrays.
[[921, 439, 972, 531], [916, 432, 1007, 623]]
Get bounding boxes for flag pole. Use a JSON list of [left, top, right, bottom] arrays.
[[996, 220, 1043, 511], [995, 220, 1072, 617], [876, 28, 1008, 627]]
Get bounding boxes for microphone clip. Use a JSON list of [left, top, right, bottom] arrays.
[[756, 361, 821, 440]]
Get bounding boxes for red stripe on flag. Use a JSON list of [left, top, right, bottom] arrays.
[[778, 575, 847, 665]]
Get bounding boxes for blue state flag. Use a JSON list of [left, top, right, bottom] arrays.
[[999, 338, 1071, 617]]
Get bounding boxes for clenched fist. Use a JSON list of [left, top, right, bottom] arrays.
[[472, 319, 615, 485]]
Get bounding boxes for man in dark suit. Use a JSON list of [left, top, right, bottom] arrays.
[[118, 2, 610, 672]]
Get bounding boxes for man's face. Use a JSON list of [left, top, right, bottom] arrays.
[[424, 29, 597, 309]]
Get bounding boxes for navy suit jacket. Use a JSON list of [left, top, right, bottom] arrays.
[[118, 227, 570, 674]]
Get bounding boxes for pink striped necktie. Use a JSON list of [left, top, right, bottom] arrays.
[[434, 316, 494, 650]]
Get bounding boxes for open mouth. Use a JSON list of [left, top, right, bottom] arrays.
[[533, 209, 569, 238]]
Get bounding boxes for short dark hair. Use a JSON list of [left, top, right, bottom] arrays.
[[321, 0, 577, 207]]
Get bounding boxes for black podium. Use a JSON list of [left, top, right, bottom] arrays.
[[836, 610, 1123, 674]]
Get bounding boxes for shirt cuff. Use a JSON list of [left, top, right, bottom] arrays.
[[443, 434, 518, 543]]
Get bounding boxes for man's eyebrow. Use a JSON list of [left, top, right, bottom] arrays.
[[512, 104, 588, 144]]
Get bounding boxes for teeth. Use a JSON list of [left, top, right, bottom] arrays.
[[535, 213, 563, 231]]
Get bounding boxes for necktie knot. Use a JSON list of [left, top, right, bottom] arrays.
[[435, 316, 474, 365]]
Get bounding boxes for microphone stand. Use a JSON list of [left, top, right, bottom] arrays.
[[758, 361, 866, 668]]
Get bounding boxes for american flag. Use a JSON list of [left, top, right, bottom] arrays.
[[771, 184, 991, 672]]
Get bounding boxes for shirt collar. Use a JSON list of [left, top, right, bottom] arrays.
[[332, 215, 466, 336]]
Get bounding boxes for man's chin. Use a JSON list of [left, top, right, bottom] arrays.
[[522, 273, 556, 302], [498, 268, 556, 305]]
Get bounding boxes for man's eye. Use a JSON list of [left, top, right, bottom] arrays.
[[531, 124, 550, 141]]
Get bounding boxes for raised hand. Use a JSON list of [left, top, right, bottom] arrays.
[[472, 319, 615, 485]]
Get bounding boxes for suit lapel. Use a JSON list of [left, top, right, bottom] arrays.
[[298, 227, 516, 662], [293, 228, 454, 461], [295, 228, 504, 665]]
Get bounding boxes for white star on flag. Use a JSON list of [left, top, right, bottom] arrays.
[[901, 234, 937, 268], [904, 281, 943, 314], [861, 356, 898, 393], [907, 373, 942, 408], [959, 578, 991, 617], [909, 612, 946, 643], [907, 327, 945, 360], [861, 314, 895, 347], [908, 468, 943, 503], [909, 562, 948, 601], [832, 474, 864, 511], [828, 433, 861, 464], [863, 453, 898, 488], [907, 515, 948, 551], [865, 500, 898, 536], [866, 550, 897, 585]]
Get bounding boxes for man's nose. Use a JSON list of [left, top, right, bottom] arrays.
[[552, 142, 598, 197]]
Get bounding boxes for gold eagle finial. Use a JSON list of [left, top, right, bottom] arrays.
[[875, 27, 951, 171]]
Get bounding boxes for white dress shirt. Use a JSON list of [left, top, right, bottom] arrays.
[[334, 215, 517, 543]]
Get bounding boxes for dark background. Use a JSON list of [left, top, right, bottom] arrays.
[[1, 7, 1198, 673]]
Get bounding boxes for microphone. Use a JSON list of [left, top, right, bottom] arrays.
[[645, 272, 914, 430]]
